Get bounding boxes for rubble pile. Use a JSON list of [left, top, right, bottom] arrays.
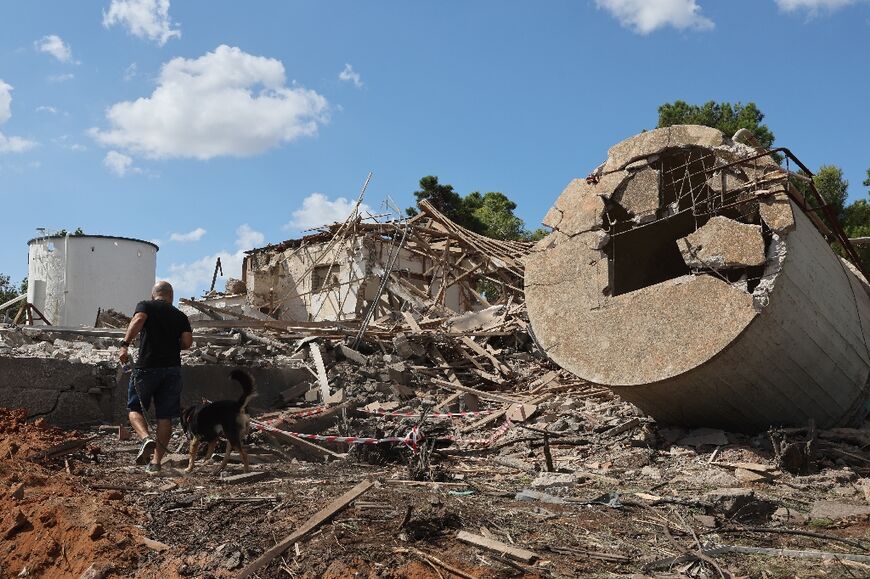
[[1, 140, 869, 576], [3, 289, 870, 577]]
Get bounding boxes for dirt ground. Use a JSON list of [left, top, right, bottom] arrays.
[[3, 400, 870, 579]]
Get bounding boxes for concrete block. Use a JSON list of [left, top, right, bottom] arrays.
[[810, 501, 870, 520], [336, 344, 368, 365], [617, 168, 660, 221], [758, 190, 796, 233], [678, 216, 766, 269], [530, 472, 576, 489]]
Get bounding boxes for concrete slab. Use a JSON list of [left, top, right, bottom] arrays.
[[678, 216, 766, 269]]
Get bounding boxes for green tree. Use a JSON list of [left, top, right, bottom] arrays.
[[842, 170, 870, 270], [813, 165, 849, 219], [0, 274, 25, 309], [843, 200, 870, 272], [407, 176, 545, 241], [464, 191, 527, 240], [407, 176, 479, 229], [52, 228, 85, 237], [657, 100, 776, 151]]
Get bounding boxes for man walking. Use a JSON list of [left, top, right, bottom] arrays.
[[119, 281, 193, 475]]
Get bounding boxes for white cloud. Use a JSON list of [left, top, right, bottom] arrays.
[[596, 0, 714, 34], [90, 45, 329, 160], [35, 35, 74, 63], [235, 223, 265, 249], [775, 0, 860, 14], [163, 224, 263, 296], [123, 62, 138, 81], [286, 193, 371, 231], [36, 105, 58, 114], [338, 63, 363, 88], [47, 73, 75, 83], [103, 150, 141, 176], [103, 0, 181, 46], [53, 135, 87, 151], [169, 227, 206, 242], [0, 80, 37, 154]]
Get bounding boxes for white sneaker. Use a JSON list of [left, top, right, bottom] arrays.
[[135, 438, 156, 465]]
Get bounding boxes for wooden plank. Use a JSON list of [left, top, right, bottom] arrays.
[[236, 479, 374, 578], [434, 392, 464, 411], [263, 430, 345, 461], [456, 530, 539, 563], [528, 371, 558, 394], [461, 393, 552, 434], [429, 345, 462, 386], [179, 298, 259, 321], [460, 336, 511, 376], [401, 311, 422, 334], [27, 435, 98, 460], [309, 343, 330, 401], [221, 471, 271, 485], [430, 378, 520, 405], [604, 417, 640, 437]]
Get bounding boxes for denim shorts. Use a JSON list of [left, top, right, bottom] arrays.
[[127, 367, 183, 420]]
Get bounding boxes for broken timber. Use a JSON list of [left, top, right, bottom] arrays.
[[235, 479, 374, 578], [456, 530, 539, 563]]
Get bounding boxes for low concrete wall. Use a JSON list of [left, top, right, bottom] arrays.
[[0, 356, 310, 427]]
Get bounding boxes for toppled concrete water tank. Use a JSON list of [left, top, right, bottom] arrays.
[[525, 125, 870, 431]]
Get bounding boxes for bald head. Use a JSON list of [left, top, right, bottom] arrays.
[[152, 281, 174, 302]]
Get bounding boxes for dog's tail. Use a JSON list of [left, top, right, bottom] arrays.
[[229, 369, 256, 410]]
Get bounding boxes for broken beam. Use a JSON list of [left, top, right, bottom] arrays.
[[235, 479, 374, 578], [456, 530, 539, 563], [430, 378, 520, 405]]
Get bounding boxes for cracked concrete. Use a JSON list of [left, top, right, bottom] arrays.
[[678, 216, 766, 270], [526, 125, 870, 430], [0, 356, 311, 427]]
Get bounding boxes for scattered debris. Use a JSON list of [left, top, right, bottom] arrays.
[[1, 135, 869, 576]]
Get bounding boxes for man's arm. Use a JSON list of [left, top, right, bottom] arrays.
[[179, 331, 193, 350], [119, 312, 147, 364], [179, 313, 193, 350]]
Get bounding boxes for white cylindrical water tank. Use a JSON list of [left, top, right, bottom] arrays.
[[27, 234, 158, 327]]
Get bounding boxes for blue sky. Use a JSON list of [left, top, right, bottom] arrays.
[[1, 0, 869, 297]]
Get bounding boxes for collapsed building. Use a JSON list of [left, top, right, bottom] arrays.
[[525, 125, 870, 431], [3, 130, 870, 578], [189, 199, 531, 325]]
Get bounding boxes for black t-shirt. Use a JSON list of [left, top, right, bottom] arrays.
[[134, 299, 192, 368]]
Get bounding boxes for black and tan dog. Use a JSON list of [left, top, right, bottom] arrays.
[[180, 369, 255, 474]]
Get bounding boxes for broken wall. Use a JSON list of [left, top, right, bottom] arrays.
[[245, 234, 465, 323], [0, 356, 310, 427]]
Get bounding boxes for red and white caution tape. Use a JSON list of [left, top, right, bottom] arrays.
[[251, 419, 424, 452], [359, 408, 496, 419], [252, 412, 513, 452]]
